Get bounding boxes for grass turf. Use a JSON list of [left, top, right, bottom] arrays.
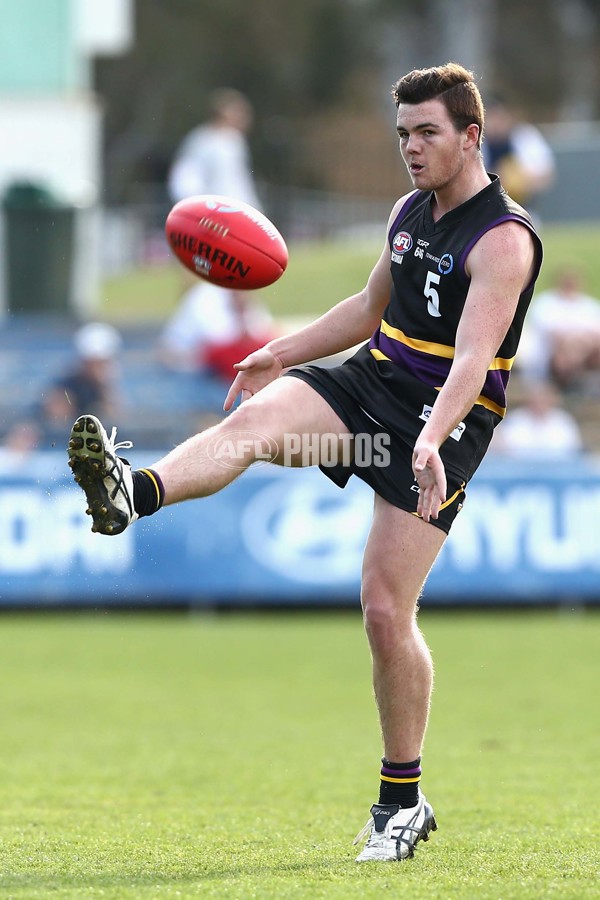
[[0, 609, 598, 898], [100, 223, 600, 324], [99, 240, 381, 324]]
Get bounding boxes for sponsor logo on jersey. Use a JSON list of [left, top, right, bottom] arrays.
[[419, 404, 465, 441], [414, 238, 429, 261], [438, 253, 454, 275], [391, 231, 413, 263], [425, 250, 454, 275]]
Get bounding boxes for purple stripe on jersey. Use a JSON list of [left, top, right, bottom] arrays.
[[459, 214, 540, 283], [388, 191, 421, 247], [371, 330, 510, 411], [381, 766, 421, 777], [373, 331, 452, 385], [481, 367, 510, 409]]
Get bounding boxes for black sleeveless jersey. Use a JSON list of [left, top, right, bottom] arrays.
[[368, 175, 543, 417]]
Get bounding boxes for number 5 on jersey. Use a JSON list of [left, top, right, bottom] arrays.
[[424, 271, 441, 317]]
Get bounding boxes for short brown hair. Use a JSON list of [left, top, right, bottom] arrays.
[[392, 62, 484, 148]]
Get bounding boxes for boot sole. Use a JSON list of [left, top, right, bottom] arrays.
[[67, 415, 129, 535]]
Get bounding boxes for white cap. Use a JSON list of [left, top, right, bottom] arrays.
[[74, 322, 122, 360]]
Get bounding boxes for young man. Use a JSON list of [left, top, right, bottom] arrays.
[[68, 63, 542, 862]]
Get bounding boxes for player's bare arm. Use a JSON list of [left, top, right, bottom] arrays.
[[224, 195, 411, 410], [413, 221, 537, 522]]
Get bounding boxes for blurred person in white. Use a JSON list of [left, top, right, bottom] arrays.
[[165, 89, 268, 389], [40, 323, 123, 443], [482, 95, 555, 216], [167, 88, 260, 208], [519, 267, 600, 390], [159, 281, 277, 379], [492, 380, 583, 459]]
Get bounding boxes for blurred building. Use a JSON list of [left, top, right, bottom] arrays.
[[0, 0, 133, 317]]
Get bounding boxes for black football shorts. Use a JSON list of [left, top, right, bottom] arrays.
[[285, 346, 498, 534]]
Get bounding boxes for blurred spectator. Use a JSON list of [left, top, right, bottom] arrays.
[[519, 267, 600, 390], [159, 281, 277, 380], [482, 95, 555, 214], [0, 419, 41, 472], [40, 322, 123, 444], [493, 380, 583, 459], [167, 88, 260, 208]]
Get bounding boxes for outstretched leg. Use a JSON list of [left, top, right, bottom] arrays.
[[68, 376, 352, 533], [150, 376, 349, 503]]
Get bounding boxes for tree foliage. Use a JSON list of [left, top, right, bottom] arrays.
[[94, 0, 600, 203]]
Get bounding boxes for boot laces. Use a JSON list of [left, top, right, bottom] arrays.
[[353, 817, 374, 846], [107, 426, 133, 455]]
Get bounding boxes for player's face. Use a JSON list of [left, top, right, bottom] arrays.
[[396, 98, 467, 192]]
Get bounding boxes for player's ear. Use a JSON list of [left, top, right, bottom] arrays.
[[464, 123, 480, 149]]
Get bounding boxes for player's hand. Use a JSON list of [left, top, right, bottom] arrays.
[[223, 346, 285, 411], [412, 441, 447, 523]]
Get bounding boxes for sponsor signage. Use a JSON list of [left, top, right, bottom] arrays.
[[1, 454, 599, 605]]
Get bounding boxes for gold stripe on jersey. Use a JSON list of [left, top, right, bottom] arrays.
[[431, 384, 506, 417], [473, 394, 505, 416], [379, 319, 515, 372], [380, 319, 454, 359], [370, 348, 391, 362], [371, 324, 508, 415], [487, 355, 515, 371]]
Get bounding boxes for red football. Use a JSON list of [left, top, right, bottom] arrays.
[[165, 194, 288, 289]]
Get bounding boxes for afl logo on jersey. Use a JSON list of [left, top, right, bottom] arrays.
[[393, 232, 413, 254], [391, 231, 413, 263]]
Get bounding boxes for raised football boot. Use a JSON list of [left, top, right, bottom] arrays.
[[354, 791, 437, 862], [67, 414, 138, 535]]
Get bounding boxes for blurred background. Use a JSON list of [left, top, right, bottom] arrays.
[[2, 0, 600, 608]]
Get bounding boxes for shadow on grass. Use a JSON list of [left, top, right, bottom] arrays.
[[0, 853, 351, 894]]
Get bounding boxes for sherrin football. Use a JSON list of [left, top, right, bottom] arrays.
[[165, 194, 288, 289]]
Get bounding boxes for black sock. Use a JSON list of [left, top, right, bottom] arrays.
[[378, 757, 421, 808], [132, 468, 165, 518]]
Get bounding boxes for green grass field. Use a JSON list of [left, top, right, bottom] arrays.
[[0, 610, 598, 898], [101, 223, 600, 324]]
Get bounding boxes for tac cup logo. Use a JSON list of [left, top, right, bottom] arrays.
[[207, 430, 278, 469]]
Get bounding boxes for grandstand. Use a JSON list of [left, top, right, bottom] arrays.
[[0, 314, 225, 450], [3, 310, 600, 457]]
